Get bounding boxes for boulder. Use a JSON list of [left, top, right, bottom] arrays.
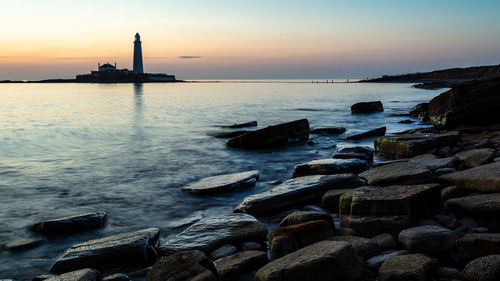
[[370, 233, 398, 251], [428, 76, 500, 128], [4, 237, 44, 252], [359, 162, 434, 186], [29, 212, 107, 235], [340, 184, 441, 237], [456, 233, 500, 263], [233, 174, 365, 216], [210, 245, 238, 260], [378, 254, 437, 281], [409, 103, 429, 118], [444, 193, 500, 216], [50, 228, 160, 274], [45, 269, 100, 281], [181, 170, 260, 195], [351, 101, 384, 114], [158, 213, 267, 256], [439, 161, 500, 192], [254, 240, 366, 281], [310, 127, 346, 135], [374, 132, 461, 159], [408, 154, 459, 171], [213, 130, 248, 139], [215, 251, 268, 281], [345, 126, 386, 141], [332, 146, 374, 162], [462, 255, 500, 281], [365, 250, 408, 270], [398, 225, 456, 255], [227, 119, 309, 149], [278, 211, 333, 228], [269, 220, 335, 260], [327, 235, 381, 259], [292, 158, 369, 178], [221, 121, 258, 129], [455, 148, 495, 168], [146, 250, 217, 281], [321, 189, 354, 212]]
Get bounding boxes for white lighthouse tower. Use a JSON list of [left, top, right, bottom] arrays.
[[133, 33, 144, 74]]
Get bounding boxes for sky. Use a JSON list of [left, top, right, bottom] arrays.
[[1, 0, 500, 80]]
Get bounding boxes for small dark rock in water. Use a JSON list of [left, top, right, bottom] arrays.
[[398, 119, 415, 124], [351, 101, 384, 114], [332, 146, 374, 162], [102, 273, 130, 281], [146, 250, 218, 281], [181, 170, 260, 195], [345, 126, 386, 140], [213, 130, 248, 138], [29, 212, 107, 235], [227, 119, 309, 149], [4, 237, 44, 252], [45, 268, 101, 281], [221, 121, 257, 129], [310, 127, 346, 135]]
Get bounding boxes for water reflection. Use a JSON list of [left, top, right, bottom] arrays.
[[133, 83, 143, 119]]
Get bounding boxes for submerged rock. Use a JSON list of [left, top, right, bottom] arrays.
[[398, 225, 456, 255], [292, 158, 369, 178], [227, 119, 309, 149], [439, 161, 500, 192], [351, 101, 384, 114], [4, 237, 44, 252], [332, 146, 374, 162], [374, 132, 461, 158], [158, 213, 267, 256], [233, 174, 365, 216], [221, 121, 257, 129], [49, 228, 160, 274], [359, 162, 434, 186], [29, 212, 107, 235], [345, 126, 386, 141], [455, 148, 495, 168], [310, 127, 346, 135], [146, 250, 217, 281], [181, 170, 260, 195], [378, 254, 437, 281]]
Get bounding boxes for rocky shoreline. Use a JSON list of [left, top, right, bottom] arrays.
[[3, 77, 500, 281]]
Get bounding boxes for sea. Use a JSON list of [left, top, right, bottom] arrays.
[[0, 81, 445, 279]]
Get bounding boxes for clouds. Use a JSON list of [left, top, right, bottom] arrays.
[[178, 56, 202, 59]]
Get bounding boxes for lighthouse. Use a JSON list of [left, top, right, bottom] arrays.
[[133, 33, 144, 74]]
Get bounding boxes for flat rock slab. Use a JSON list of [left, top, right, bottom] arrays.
[[45, 268, 100, 281], [327, 235, 381, 259], [439, 161, 500, 192], [292, 158, 369, 178], [444, 193, 500, 215], [158, 213, 267, 256], [215, 251, 268, 281], [4, 237, 44, 252], [359, 162, 434, 186], [221, 121, 258, 129], [345, 126, 386, 141], [146, 250, 217, 281], [181, 170, 260, 195], [254, 240, 365, 281], [233, 174, 365, 216], [456, 148, 495, 168], [321, 189, 354, 212], [374, 132, 461, 159], [227, 119, 309, 149], [29, 212, 107, 235], [50, 228, 160, 274], [351, 101, 384, 114], [408, 154, 459, 171], [310, 127, 346, 135], [456, 233, 500, 263], [398, 225, 456, 255], [332, 146, 374, 162], [378, 254, 437, 281], [463, 255, 500, 281]]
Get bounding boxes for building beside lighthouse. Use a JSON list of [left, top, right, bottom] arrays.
[[76, 33, 176, 82]]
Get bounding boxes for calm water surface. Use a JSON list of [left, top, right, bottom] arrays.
[[0, 81, 444, 279]]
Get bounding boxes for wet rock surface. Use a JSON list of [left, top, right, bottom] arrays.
[[45, 268, 100, 281], [332, 146, 374, 162], [215, 250, 268, 281], [278, 211, 333, 228], [351, 101, 384, 114], [181, 170, 260, 195], [327, 235, 381, 259], [439, 161, 500, 192], [444, 193, 500, 216], [321, 189, 354, 212], [4, 237, 44, 252], [29, 212, 107, 235], [398, 225, 456, 255], [374, 132, 461, 158], [310, 127, 346, 135], [292, 158, 369, 178], [456, 148, 495, 168], [407, 154, 459, 171], [221, 121, 258, 129], [146, 250, 217, 281], [455, 233, 500, 263], [365, 250, 408, 270], [345, 126, 386, 141], [359, 162, 434, 186], [378, 254, 437, 281]]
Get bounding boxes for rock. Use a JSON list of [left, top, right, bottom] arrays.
[[254, 240, 366, 281], [33, 275, 57, 281], [310, 127, 346, 135], [359, 162, 434, 186], [435, 167, 457, 176], [213, 130, 249, 138], [459, 218, 478, 229], [438, 267, 463, 280], [332, 146, 374, 162], [234, 174, 365, 216], [365, 250, 408, 270], [181, 170, 260, 195], [321, 189, 354, 212], [210, 245, 238, 260], [463, 255, 500, 281], [345, 126, 386, 141], [328, 235, 381, 259], [242, 241, 261, 251], [428, 76, 500, 128], [408, 154, 459, 171], [398, 119, 415, 124], [409, 103, 429, 118], [49, 228, 160, 274], [101, 273, 130, 281], [456, 233, 500, 263], [441, 186, 464, 202], [301, 205, 330, 213], [127, 267, 152, 278], [416, 219, 441, 227], [351, 101, 384, 114], [433, 213, 458, 229], [370, 233, 398, 251], [456, 148, 495, 168], [340, 184, 441, 237], [146, 250, 217, 281], [227, 119, 309, 149], [444, 193, 500, 216], [4, 237, 44, 252], [29, 212, 107, 235], [292, 158, 369, 178], [45, 269, 100, 281], [398, 225, 456, 255], [215, 251, 268, 281], [278, 211, 333, 228], [374, 132, 461, 159], [378, 254, 437, 281], [158, 213, 267, 256], [372, 159, 409, 167], [336, 227, 359, 236], [269, 220, 335, 260], [221, 121, 258, 129], [440, 161, 500, 192]]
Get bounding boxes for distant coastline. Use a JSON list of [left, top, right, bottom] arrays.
[[0, 78, 185, 84]]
